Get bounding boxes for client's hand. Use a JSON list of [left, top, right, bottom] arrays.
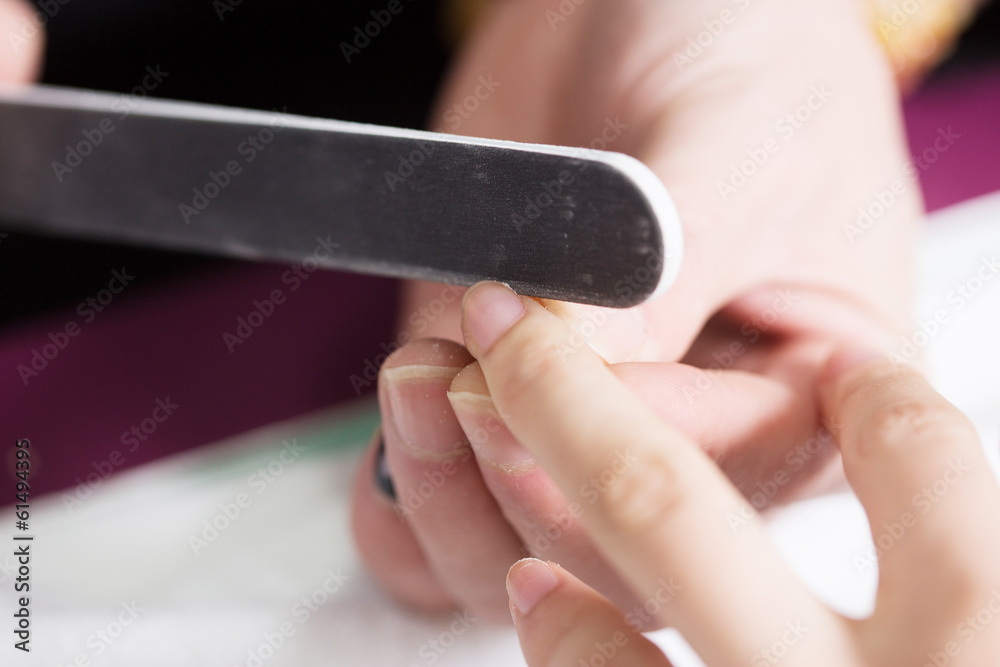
[[354, 0, 927, 624], [400, 0, 920, 510], [458, 282, 1000, 666]]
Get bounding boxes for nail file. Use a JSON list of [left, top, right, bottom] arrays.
[[0, 84, 682, 307]]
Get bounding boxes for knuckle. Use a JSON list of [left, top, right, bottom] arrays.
[[595, 451, 687, 538], [858, 395, 970, 457], [836, 362, 915, 410], [494, 335, 569, 404]]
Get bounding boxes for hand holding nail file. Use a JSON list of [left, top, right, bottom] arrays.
[[0, 84, 683, 307]]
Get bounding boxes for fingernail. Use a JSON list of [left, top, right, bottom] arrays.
[[373, 432, 396, 501], [463, 282, 526, 353], [381, 364, 469, 461], [507, 558, 560, 616], [448, 391, 537, 475]]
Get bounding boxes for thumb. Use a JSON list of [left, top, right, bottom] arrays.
[[507, 558, 673, 667], [0, 0, 44, 83], [537, 257, 712, 363], [533, 155, 725, 364]]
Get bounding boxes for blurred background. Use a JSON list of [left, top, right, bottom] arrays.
[[1, 0, 998, 498]]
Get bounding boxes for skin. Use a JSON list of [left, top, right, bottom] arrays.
[[353, 0, 922, 622], [10, 0, 987, 659], [463, 281, 1000, 666], [0, 0, 43, 84]]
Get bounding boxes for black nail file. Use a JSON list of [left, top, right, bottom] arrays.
[[0, 85, 682, 307]]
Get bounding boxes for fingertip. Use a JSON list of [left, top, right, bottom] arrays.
[[461, 281, 527, 355], [507, 558, 561, 617], [508, 559, 676, 667], [448, 361, 488, 395]]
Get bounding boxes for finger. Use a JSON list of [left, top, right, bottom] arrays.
[[819, 352, 1000, 602], [397, 280, 466, 343], [350, 431, 454, 613], [461, 282, 842, 665], [379, 338, 524, 623], [448, 363, 644, 618], [397, 242, 709, 366], [507, 559, 673, 667], [446, 353, 837, 624], [0, 0, 45, 83], [610, 351, 843, 507]]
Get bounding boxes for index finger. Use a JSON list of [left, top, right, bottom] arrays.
[[460, 282, 841, 666]]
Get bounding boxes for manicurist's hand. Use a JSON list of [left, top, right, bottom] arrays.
[[452, 282, 1000, 666]]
